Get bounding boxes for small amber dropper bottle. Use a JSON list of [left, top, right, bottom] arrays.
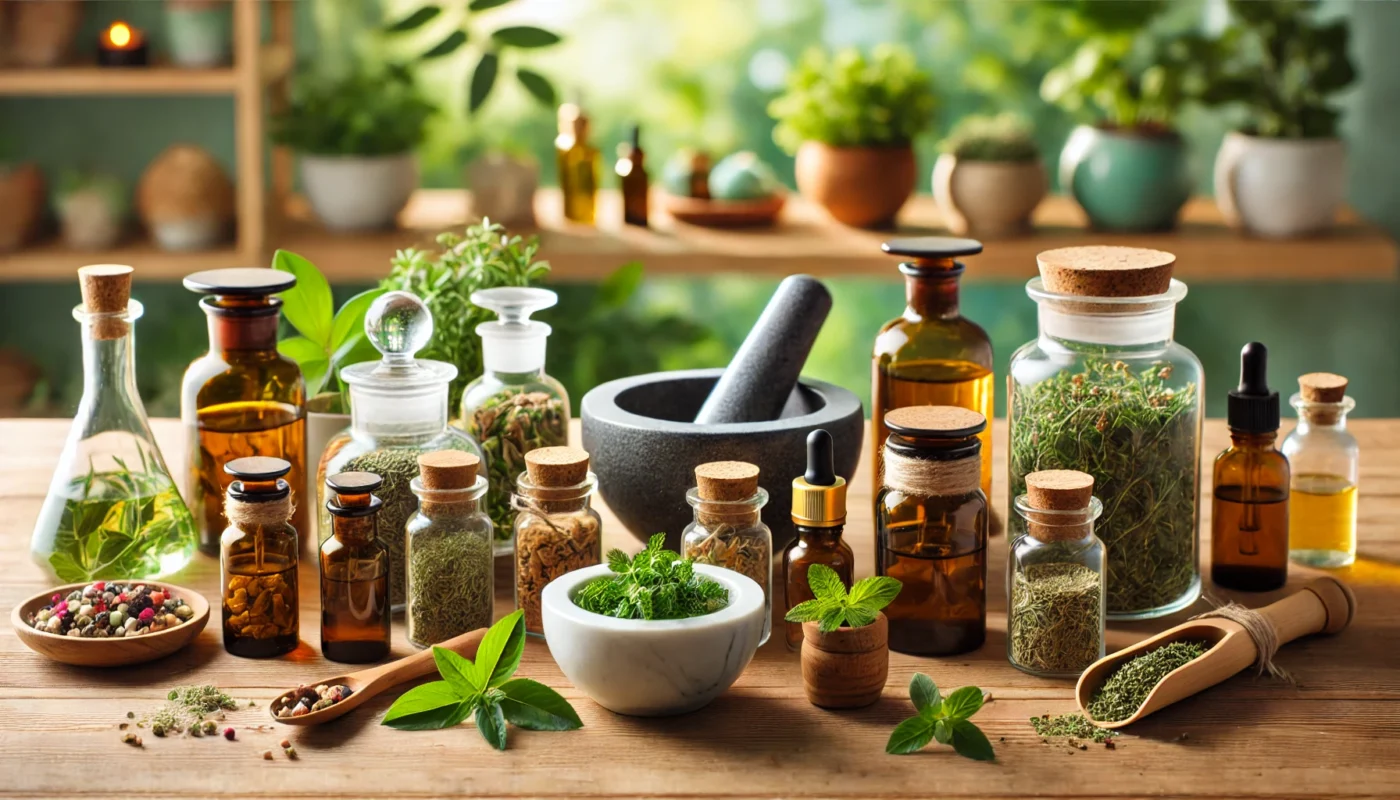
[[783, 429, 854, 650], [615, 123, 648, 227], [321, 471, 391, 663]]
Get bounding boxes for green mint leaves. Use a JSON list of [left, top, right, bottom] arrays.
[[381, 610, 582, 749], [783, 563, 902, 632], [886, 674, 994, 761], [574, 533, 729, 620]]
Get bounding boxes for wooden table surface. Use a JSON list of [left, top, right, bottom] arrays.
[[2, 418, 1398, 798]]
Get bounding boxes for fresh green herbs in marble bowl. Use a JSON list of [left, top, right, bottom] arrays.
[[573, 534, 729, 621]]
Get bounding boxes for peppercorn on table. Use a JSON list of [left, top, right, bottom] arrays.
[[3, 418, 1399, 798]]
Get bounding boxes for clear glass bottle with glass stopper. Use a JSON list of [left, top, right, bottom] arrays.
[[220, 456, 299, 658], [319, 291, 483, 611], [682, 461, 772, 645], [1008, 470, 1105, 677], [321, 471, 391, 663], [513, 446, 602, 637], [407, 451, 494, 648], [461, 287, 569, 555], [181, 268, 307, 556], [32, 265, 197, 583], [783, 430, 854, 650], [1282, 372, 1358, 568]]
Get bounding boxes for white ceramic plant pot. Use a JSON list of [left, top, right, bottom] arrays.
[[57, 191, 124, 250], [304, 407, 349, 544], [150, 217, 225, 251], [466, 154, 537, 225], [1214, 131, 1346, 239], [932, 153, 1046, 237], [301, 153, 417, 232], [542, 563, 765, 716]]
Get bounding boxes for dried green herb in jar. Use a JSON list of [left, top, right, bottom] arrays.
[[1010, 562, 1102, 674], [1088, 640, 1208, 723], [467, 390, 568, 535], [408, 528, 493, 645]]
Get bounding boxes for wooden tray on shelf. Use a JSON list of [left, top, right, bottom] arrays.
[[660, 191, 785, 228]]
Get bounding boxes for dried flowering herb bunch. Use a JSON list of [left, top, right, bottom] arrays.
[[1088, 640, 1208, 723], [467, 390, 568, 536], [28, 581, 194, 638], [1010, 359, 1199, 615]]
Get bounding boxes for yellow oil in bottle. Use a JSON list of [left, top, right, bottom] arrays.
[[873, 358, 994, 500], [1289, 473, 1357, 567], [196, 401, 306, 548]]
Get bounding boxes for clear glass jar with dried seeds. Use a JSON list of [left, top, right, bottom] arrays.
[[682, 461, 772, 645], [513, 446, 602, 636], [1008, 470, 1106, 677], [406, 451, 494, 648], [220, 457, 298, 658]]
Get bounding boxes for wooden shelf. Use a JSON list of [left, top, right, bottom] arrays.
[[0, 239, 244, 280], [0, 65, 240, 95]]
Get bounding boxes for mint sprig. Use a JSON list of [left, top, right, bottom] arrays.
[[381, 610, 582, 749], [886, 674, 994, 761], [574, 533, 729, 620], [784, 563, 901, 632]]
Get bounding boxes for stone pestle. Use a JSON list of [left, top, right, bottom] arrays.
[[694, 274, 833, 425]]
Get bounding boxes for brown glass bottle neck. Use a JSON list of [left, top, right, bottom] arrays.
[[1228, 430, 1279, 449], [202, 299, 279, 352], [905, 273, 961, 320], [795, 524, 846, 546], [330, 514, 378, 542]]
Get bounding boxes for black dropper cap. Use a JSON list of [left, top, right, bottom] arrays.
[[1228, 342, 1280, 433], [805, 429, 836, 485], [792, 429, 846, 526], [628, 123, 641, 150]]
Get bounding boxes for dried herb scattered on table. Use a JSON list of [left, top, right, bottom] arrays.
[[466, 389, 568, 536], [1030, 713, 1118, 743], [1088, 640, 1208, 723], [142, 685, 240, 737], [1010, 562, 1102, 673], [574, 533, 728, 620]]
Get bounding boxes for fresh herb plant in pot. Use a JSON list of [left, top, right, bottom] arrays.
[[769, 45, 935, 229], [1207, 1, 1355, 238], [55, 171, 127, 250], [932, 113, 1046, 237], [272, 63, 434, 231], [786, 564, 902, 709]]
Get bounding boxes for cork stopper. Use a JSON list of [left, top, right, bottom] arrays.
[[1300, 372, 1348, 404], [1036, 246, 1175, 298], [78, 264, 134, 340], [695, 461, 760, 501], [884, 405, 986, 438], [1024, 469, 1095, 542], [418, 450, 479, 490], [525, 446, 590, 488]]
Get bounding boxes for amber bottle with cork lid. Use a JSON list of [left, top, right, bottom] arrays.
[[683, 461, 772, 644], [875, 406, 988, 656], [1009, 470, 1105, 676], [407, 451, 493, 648], [1282, 372, 1358, 567], [182, 268, 307, 556], [782, 430, 853, 650], [1212, 342, 1289, 592], [220, 456, 299, 658], [1009, 245, 1202, 620], [555, 101, 599, 224], [321, 471, 391, 663], [513, 446, 602, 636]]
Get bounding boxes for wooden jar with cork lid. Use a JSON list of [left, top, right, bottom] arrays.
[[512, 446, 603, 635], [1282, 372, 1360, 568], [406, 451, 494, 648], [1009, 245, 1203, 621], [682, 461, 773, 645]]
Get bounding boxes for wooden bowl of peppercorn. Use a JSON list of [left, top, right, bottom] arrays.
[[12, 581, 210, 666]]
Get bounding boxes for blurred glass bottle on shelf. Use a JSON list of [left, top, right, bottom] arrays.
[[556, 100, 599, 224], [615, 123, 648, 227]]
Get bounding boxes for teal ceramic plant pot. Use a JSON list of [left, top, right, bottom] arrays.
[[166, 3, 232, 68], [1059, 125, 1192, 232]]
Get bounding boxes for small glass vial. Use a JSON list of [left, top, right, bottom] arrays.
[[407, 451, 494, 648], [513, 446, 603, 637], [321, 471, 391, 663], [875, 406, 988, 656], [1008, 470, 1106, 677], [682, 461, 773, 645], [783, 430, 854, 651], [220, 457, 299, 658], [555, 101, 599, 224], [1212, 343, 1289, 592], [1283, 372, 1358, 568]]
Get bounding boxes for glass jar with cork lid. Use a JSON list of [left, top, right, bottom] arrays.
[[406, 451, 494, 648], [321, 471, 391, 663], [1008, 246, 1202, 620], [512, 446, 603, 636], [1008, 469, 1105, 677], [682, 461, 772, 645], [1282, 372, 1359, 568], [875, 406, 988, 656], [220, 457, 299, 658]]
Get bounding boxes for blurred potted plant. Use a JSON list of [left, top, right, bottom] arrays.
[[383, 0, 562, 225], [1207, 1, 1355, 238], [1041, 33, 1215, 232], [0, 158, 44, 252], [768, 45, 935, 229], [932, 114, 1046, 237], [56, 171, 127, 250], [272, 63, 435, 231], [3, 0, 82, 67], [136, 144, 234, 250], [165, 0, 231, 68]]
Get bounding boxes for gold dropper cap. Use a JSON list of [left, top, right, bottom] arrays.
[[791, 429, 846, 527]]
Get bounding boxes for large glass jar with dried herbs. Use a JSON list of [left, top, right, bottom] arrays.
[[461, 288, 569, 556], [1008, 246, 1202, 620], [406, 451, 494, 648], [1008, 470, 1105, 677], [681, 461, 772, 645], [513, 446, 602, 637], [318, 293, 483, 611]]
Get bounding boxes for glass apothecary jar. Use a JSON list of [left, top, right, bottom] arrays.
[[1008, 247, 1202, 620], [1008, 470, 1105, 677], [407, 451, 494, 648], [513, 446, 602, 637], [220, 457, 299, 658], [1282, 373, 1359, 568], [318, 292, 483, 611], [682, 461, 772, 645], [321, 471, 391, 663], [460, 288, 569, 556]]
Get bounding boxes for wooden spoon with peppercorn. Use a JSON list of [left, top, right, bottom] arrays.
[[271, 627, 487, 726]]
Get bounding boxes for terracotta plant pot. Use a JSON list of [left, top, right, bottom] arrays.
[[466, 153, 538, 226], [800, 613, 889, 709], [4, 0, 83, 67], [1214, 131, 1346, 239], [0, 163, 46, 252], [932, 153, 1046, 238], [1058, 124, 1192, 232], [794, 142, 915, 229]]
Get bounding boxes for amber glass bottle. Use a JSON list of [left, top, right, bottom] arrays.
[[220, 457, 299, 658], [782, 430, 854, 650], [872, 239, 993, 524], [616, 123, 648, 227], [182, 269, 307, 556], [555, 102, 599, 224], [321, 471, 391, 663], [1212, 343, 1289, 592]]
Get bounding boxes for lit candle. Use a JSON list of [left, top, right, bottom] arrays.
[[97, 21, 149, 67]]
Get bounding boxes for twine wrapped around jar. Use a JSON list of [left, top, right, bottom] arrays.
[[881, 446, 980, 498], [225, 493, 294, 529]]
